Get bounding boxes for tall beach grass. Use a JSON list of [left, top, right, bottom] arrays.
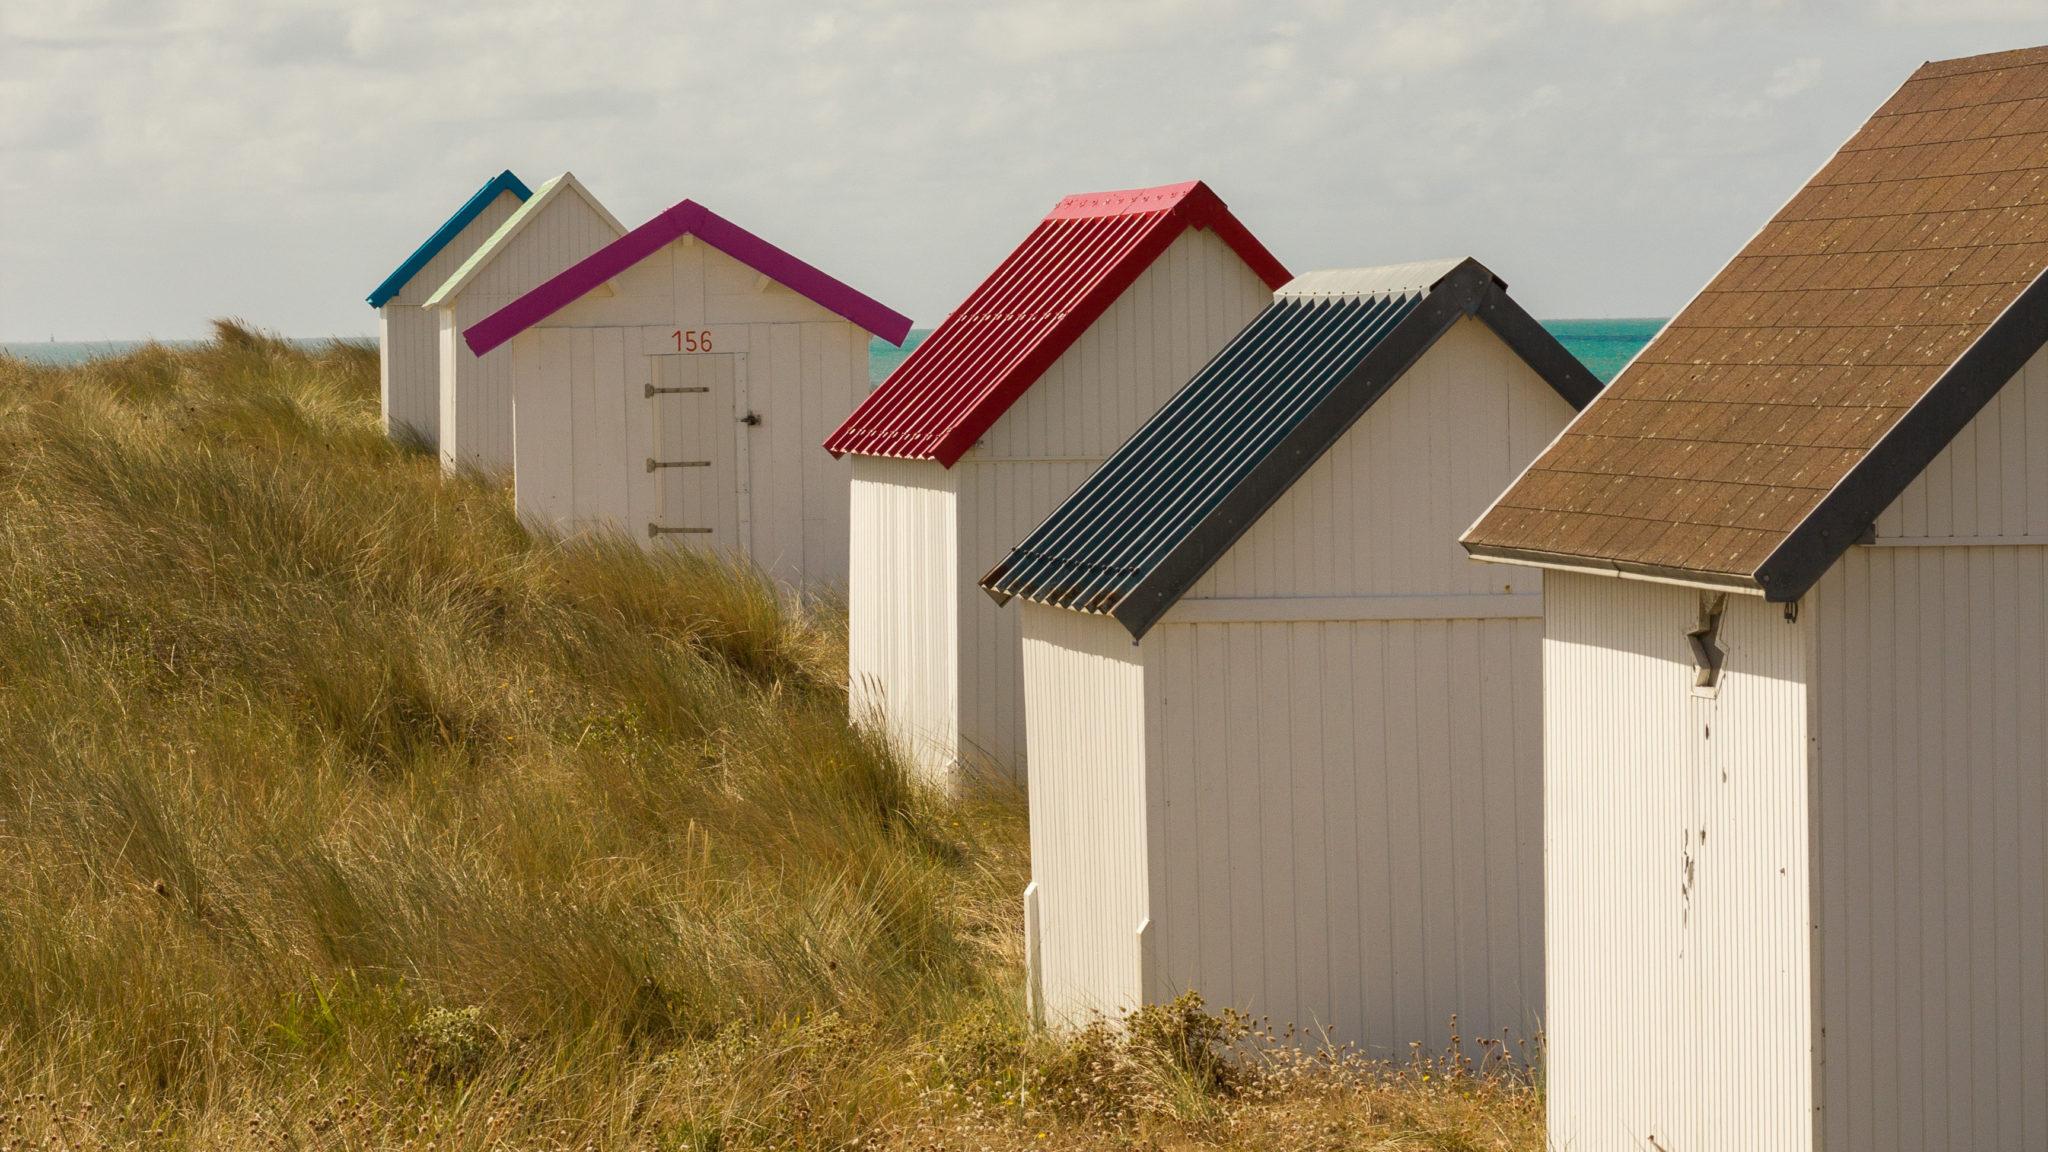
[[0, 325, 1538, 1151]]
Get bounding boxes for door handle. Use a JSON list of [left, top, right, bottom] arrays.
[[739, 411, 761, 426]]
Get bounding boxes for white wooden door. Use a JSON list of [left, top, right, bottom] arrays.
[[648, 354, 741, 552]]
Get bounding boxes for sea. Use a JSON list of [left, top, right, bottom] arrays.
[[6, 318, 1665, 386], [868, 318, 1662, 388]]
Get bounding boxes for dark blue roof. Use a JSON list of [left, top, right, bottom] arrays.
[[366, 170, 532, 307], [981, 257, 1602, 639]]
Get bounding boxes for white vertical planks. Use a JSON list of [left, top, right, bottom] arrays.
[[1019, 316, 1572, 1058], [1145, 614, 1543, 1057], [437, 183, 623, 474], [1022, 601, 1150, 1024], [848, 456, 958, 782], [1543, 573, 1816, 1152], [509, 238, 863, 587], [1874, 342, 2048, 542], [380, 189, 523, 446], [952, 225, 1273, 780], [1813, 546, 2048, 1152]]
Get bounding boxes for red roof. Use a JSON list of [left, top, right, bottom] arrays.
[[823, 181, 1289, 466]]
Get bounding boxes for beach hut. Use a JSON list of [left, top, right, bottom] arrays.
[[367, 170, 531, 446], [464, 199, 911, 587], [982, 259, 1600, 1046], [1460, 45, 2048, 1152], [421, 173, 625, 475], [825, 181, 1289, 785]]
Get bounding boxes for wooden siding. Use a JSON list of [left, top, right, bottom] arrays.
[[510, 238, 864, 586], [1022, 602, 1150, 1023], [953, 226, 1272, 779], [1873, 343, 2048, 544], [1812, 550, 2048, 1152], [1544, 572, 1816, 1152], [379, 189, 522, 445], [848, 456, 958, 783], [438, 190, 622, 474], [1185, 317, 1562, 601], [1145, 614, 1542, 1057]]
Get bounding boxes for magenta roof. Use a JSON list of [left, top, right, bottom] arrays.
[[464, 199, 913, 356], [824, 181, 1289, 467]]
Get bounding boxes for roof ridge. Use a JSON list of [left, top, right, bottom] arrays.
[[367, 170, 531, 308], [421, 172, 626, 309], [824, 181, 1290, 466], [983, 260, 1601, 638], [463, 198, 911, 356]]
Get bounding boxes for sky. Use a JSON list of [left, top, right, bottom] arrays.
[[4, 1, 2048, 341]]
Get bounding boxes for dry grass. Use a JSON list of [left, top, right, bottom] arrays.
[[0, 324, 1541, 1151]]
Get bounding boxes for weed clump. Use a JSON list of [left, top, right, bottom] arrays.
[[405, 1006, 498, 1085]]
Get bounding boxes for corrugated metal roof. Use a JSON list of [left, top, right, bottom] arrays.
[[982, 258, 1601, 638], [823, 181, 1291, 467], [1463, 45, 2048, 602], [367, 170, 531, 307]]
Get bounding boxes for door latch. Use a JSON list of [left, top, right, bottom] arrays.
[[739, 411, 761, 427]]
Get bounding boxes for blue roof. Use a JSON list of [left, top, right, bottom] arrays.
[[366, 170, 532, 307], [981, 258, 1602, 639]]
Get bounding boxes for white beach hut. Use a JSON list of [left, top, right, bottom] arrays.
[[464, 199, 911, 587], [1462, 45, 2048, 1152], [421, 173, 625, 475], [367, 170, 530, 447], [823, 181, 1290, 785], [982, 259, 1601, 1049]]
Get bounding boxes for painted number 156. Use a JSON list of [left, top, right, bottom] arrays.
[[673, 329, 714, 352]]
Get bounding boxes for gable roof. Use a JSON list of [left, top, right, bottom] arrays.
[[981, 258, 1602, 639], [1463, 45, 2048, 603], [823, 181, 1292, 467], [421, 172, 625, 309], [367, 170, 532, 308], [464, 199, 913, 356]]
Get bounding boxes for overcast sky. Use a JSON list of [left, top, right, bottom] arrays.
[[5, 1, 2048, 340]]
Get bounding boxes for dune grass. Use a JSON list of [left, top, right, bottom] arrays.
[[0, 324, 1540, 1151]]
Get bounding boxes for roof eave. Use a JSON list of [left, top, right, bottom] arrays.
[[422, 173, 628, 309], [1463, 542, 1766, 596], [367, 170, 532, 308], [1107, 265, 1492, 640], [1751, 263, 2048, 603]]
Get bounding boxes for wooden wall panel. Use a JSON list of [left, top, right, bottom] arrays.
[[440, 189, 623, 474], [379, 189, 523, 447], [1814, 545, 2048, 1152], [1543, 573, 1816, 1152], [849, 456, 958, 784], [1023, 602, 1151, 1023], [1143, 614, 1542, 1057]]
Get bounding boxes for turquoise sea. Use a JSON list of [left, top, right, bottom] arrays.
[[7, 319, 1664, 386], [869, 318, 1663, 388], [0, 339, 363, 365]]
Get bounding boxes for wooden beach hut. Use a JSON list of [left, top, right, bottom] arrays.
[[825, 181, 1290, 785], [464, 199, 912, 587], [982, 259, 1600, 1047], [1461, 45, 2048, 1152], [421, 172, 625, 475], [367, 170, 531, 446]]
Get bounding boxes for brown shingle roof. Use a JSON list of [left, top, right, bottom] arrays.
[[1464, 45, 2048, 600]]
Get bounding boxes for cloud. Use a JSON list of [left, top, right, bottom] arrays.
[[1767, 55, 1825, 99], [3, 0, 2047, 338], [1879, 0, 2048, 21]]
